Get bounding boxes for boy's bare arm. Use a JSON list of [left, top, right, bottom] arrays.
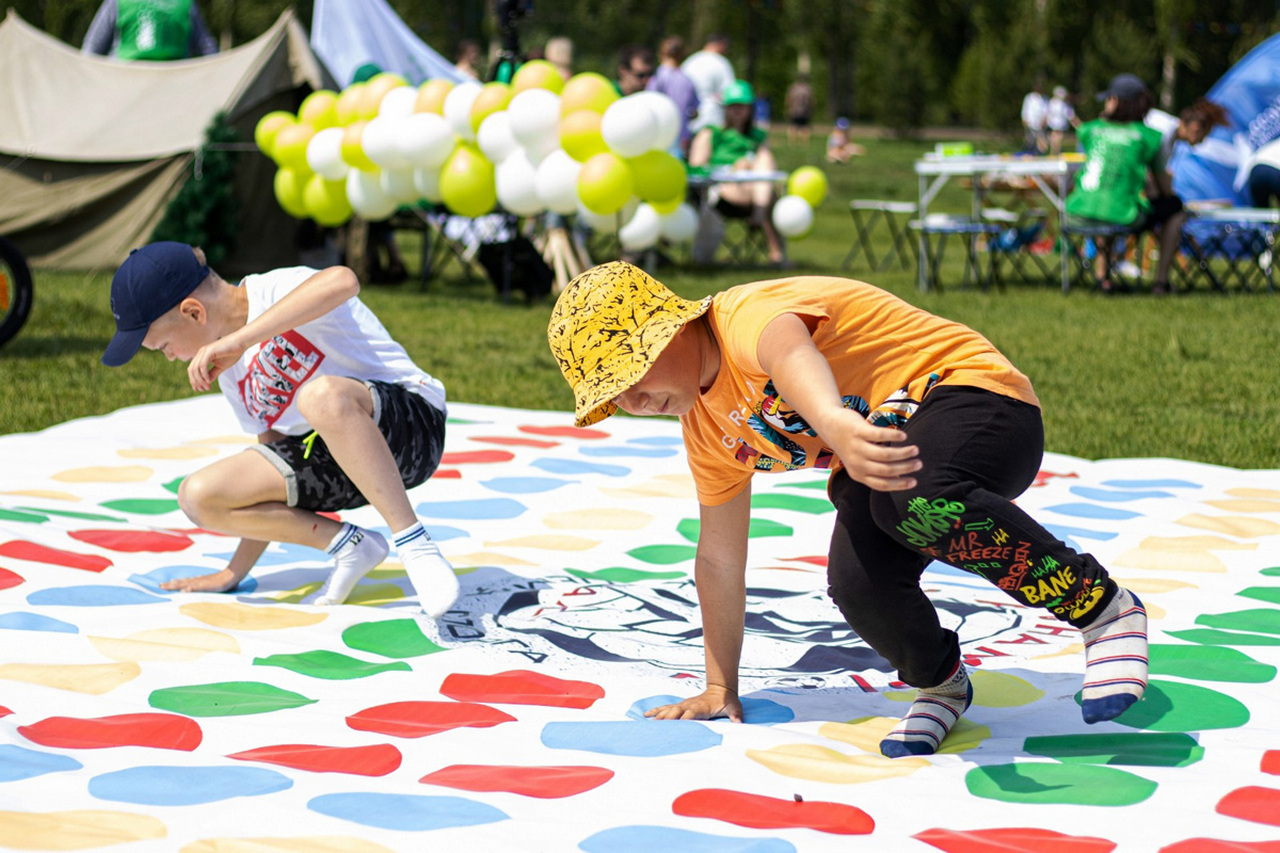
[[188, 266, 361, 392], [756, 313, 921, 491], [645, 486, 751, 722]]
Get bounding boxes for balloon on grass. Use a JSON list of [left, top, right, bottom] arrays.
[[659, 203, 699, 244], [380, 167, 419, 205], [340, 122, 378, 171], [443, 81, 484, 141], [560, 110, 609, 162], [619, 203, 662, 251], [361, 116, 412, 170], [362, 72, 410, 119], [305, 127, 348, 180], [439, 143, 496, 217], [397, 113, 455, 169], [601, 95, 659, 157], [560, 72, 618, 115], [634, 91, 681, 152], [413, 165, 443, 202], [649, 195, 683, 215], [334, 84, 366, 126], [535, 149, 583, 214], [272, 123, 316, 170], [470, 82, 513, 133], [512, 59, 566, 95], [496, 150, 543, 216], [303, 174, 352, 226], [508, 89, 561, 154], [627, 150, 686, 202], [772, 194, 815, 238], [378, 85, 420, 120], [299, 90, 339, 129], [415, 78, 453, 115], [577, 152, 634, 215], [255, 111, 295, 159], [477, 112, 520, 165], [787, 166, 829, 207], [273, 166, 311, 218], [347, 168, 398, 221]]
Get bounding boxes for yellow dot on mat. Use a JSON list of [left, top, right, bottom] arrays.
[[1225, 487, 1280, 500], [448, 551, 538, 568], [1205, 498, 1280, 513], [1177, 513, 1280, 538], [52, 465, 153, 483], [179, 602, 327, 630], [0, 662, 140, 694], [544, 508, 654, 530], [820, 716, 989, 754], [1113, 547, 1226, 573], [0, 489, 81, 502], [484, 534, 601, 551], [89, 628, 240, 662], [882, 671, 1042, 708], [183, 435, 257, 446], [0, 810, 166, 848], [118, 447, 220, 460], [746, 742, 928, 783], [181, 837, 396, 853], [264, 582, 325, 605], [344, 583, 407, 607], [601, 474, 696, 499], [1115, 577, 1196, 594], [1140, 535, 1257, 551]]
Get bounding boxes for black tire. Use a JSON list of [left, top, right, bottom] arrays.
[[0, 235, 33, 349]]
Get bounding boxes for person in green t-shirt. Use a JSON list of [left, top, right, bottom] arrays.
[[1065, 73, 1185, 294], [82, 0, 218, 62], [688, 80, 786, 265]]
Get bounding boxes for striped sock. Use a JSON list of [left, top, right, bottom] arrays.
[[317, 523, 388, 605], [880, 662, 972, 758], [1080, 587, 1148, 723], [394, 522, 459, 619]]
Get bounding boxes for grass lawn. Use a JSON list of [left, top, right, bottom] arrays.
[[3, 132, 1278, 469]]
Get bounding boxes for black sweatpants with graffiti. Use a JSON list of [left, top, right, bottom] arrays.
[[826, 385, 1117, 689]]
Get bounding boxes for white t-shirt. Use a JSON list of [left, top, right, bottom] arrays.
[[1046, 96, 1074, 132], [681, 49, 735, 132], [1021, 92, 1047, 129], [217, 267, 446, 437]]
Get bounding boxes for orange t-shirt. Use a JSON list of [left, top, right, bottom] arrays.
[[681, 277, 1040, 505]]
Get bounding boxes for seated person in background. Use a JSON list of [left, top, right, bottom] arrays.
[[1247, 138, 1280, 208], [1065, 74, 1186, 294], [1146, 98, 1230, 168], [688, 80, 786, 265], [82, 0, 218, 60], [1046, 86, 1080, 156], [826, 117, 865, 163]]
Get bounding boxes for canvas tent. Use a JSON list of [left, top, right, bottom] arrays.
[[0, 9, 330, 274]]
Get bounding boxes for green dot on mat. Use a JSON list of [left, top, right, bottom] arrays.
[[777, 479, 830, 491], [343, 619, 446, 659], [1197, 608, 1280, 636], [966, 762, 1157, 805], [17, 506, 125, 522], [1023, 732, 1204, 767], [676, 517, 794, 544], [750, 493, 833, 514], [627, 544, 697, 565], [253, 650, 413, 680], [99, 498, 181, 515], [1149, 643, 1276, 683], [149, 682, 317, 717], [446, 417, 481, 424], [1260, 567, 1280, 576], [1073, 679, 1250, 732], [0, 509, 49, 523], [1166, 628, 1280, 647], [1237, 586, 1280, 605], [162, 476, 185, 494], [565, 567, 687, 583]]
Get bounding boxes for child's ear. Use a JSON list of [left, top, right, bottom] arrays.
[[178, 297, 207, 325]]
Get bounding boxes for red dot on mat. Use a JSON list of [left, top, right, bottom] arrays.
[[913, 827, 1117, 852], [673, 788, 874, 835], [472, 436, 561, 449], [440, 450, 515, 464], [421, 764, 614, 798], [432, 469, 462, 479], [782, 555, 829, 567], [0, 540, 112, 572], [1217, 786, 1280, 827], [440, 670, 605, 709], [1161, 840, 1280, 853], [68, 529, 192, 553], [345, 701, 516, 738], [1261, 750, 1280, 776], [228, 743, 402, 776], [0, 706, 12, 718], [18, 713, 203, 751], [0, 566, 25, 590], [519, 425, 610, 439]]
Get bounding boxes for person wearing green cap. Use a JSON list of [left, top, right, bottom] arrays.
[[688, 79, 787, 265]]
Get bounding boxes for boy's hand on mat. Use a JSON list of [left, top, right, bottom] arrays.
[[161, 569, 240, 593], [829, 410, 921, 492], [188, 336, 247, 392], [644, 686, 743, 723]]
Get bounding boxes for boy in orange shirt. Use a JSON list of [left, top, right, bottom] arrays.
[[548, 261, 1147, 757]]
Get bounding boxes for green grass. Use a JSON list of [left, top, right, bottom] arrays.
[[3, 132, 1279, 469]]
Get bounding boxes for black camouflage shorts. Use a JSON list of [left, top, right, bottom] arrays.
[[251, 380, 447, 512]]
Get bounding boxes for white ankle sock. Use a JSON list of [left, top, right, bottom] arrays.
[[394, 522, 459, 619], [880, 662, 972, 758], [316, 523, 388, 605], [1080, 587, 1148, 723]]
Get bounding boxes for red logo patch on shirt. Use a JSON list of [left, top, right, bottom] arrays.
[[237, 330, 324, 428]]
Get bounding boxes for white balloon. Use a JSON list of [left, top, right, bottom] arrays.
[[534, 149, 582, 215], [361, 116, 411, 170], [380, 167, 418, 205], [772, 194, 815, 238], [397, 113, 456, 169], [496, 150, 543, 216], [619, 203, 663, 251], [443, 81, 483, 141], [507, 89, 561, 153], [658, 202, 699, 244], [378, 85, 419, 119], [601, 95, 660, 157], [413, 165, 442, 202], [524, 135, 561, 165], [346, 168, 397, 220], [634, 91, 681, 152], [305, 127, 348, 180], [476, 112, 520, 164], [577, 197, 637, 234]]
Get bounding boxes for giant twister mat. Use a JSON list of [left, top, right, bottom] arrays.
[[1, 396, 1279, 853]]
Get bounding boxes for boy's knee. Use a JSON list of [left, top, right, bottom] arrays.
[[177, 469, 216, 527], [296, 376, 368, 427]]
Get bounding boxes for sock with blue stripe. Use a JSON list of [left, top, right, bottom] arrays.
[[1080, 586, 1148, 723], [394, 522, 459, 619], [317, 522, 388, 605], [880, 662, 972, 758]]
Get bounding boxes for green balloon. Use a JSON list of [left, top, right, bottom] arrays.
[[577, 152, 634, 215], [628, 150, 687, 203], [439, 144, 497, 218], [788, 165, 829, 207], [303, 174, 352, 226], [273, 167, 311, 219]]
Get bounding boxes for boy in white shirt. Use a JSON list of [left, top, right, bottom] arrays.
[[102, 242, 458, 617]]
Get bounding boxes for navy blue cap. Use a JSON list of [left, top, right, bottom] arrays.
[[102, 242, 209, 367], [1097, 73, 1147, 102]]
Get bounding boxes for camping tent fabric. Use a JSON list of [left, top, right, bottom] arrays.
[[0, 395, 1278, 851], [311, 0, 465, 88], [0, 10, 328, 273]]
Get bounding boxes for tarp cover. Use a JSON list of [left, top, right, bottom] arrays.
[[311, 0, 464, 88]]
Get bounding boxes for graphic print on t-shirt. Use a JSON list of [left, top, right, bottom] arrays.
[[236, 330, 324, 428]]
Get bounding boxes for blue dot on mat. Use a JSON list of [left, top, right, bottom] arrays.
[[0, 745, 82, 782], [580, 446, 679, 458], [1103, 479, 1201, 490], [414, 498, 526, 520], [211, 542, 326, 566], [541, 721, 721, 756], [580, 826, 796, 853], [1069, 486, 1174, 502], [531, 458, 631, 477], [0, 612, 78, 633], [88, 766, 292, 805], [1045, 502, 1141, 520], [307, 792, 507, 831], [26, 586, 168, 607], [480, 476, 574, 494], [627, 695, 794, 724], [130, 567, 258, 594], [1043, 524, 1118, 542]]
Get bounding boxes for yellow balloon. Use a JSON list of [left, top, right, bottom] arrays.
[[649, 195, 683, 215], [559, 72, 619, 116], [627, 150, 687, 202], [470, 82, 513, 133], [340, 122, 378, 172], [273, 167, 311, 218], [577, 152, 634, 215], [299, 90, 339, 129], [439, 143, 497, 218], [335, 84, 367, 126], [416, 78, 454, 115], [560, 110, 609, 162], [787, 165, 830, 207], [254, 111, 295, 157], [361, 72, 409, 120], [272, 123, 316, 170], [303, 174, 353, 226], [512, 59, 565, 95]]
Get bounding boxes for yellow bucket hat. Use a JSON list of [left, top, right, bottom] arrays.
[[548, 261, 711, 427]]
